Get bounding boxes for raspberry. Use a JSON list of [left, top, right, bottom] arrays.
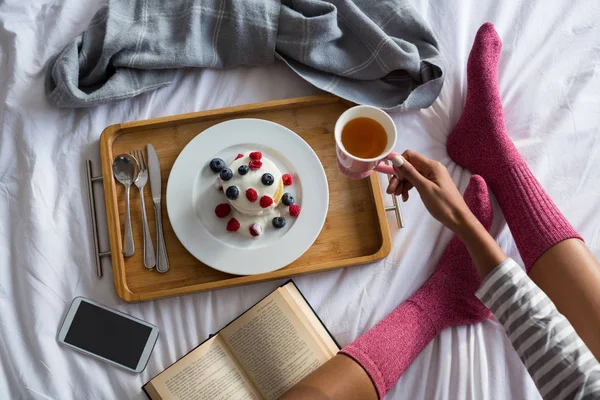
[[249, 223, 262, 237], [249, 160, 262, 170], [282, 174, 293, 186], [214, 203, 231, 218], [260, 195, 273, 208], [226, 218, 240, 231], [246, 188, 258, 202], [249, 151, 262, 161], [289, 204, 301, 217], [235, 153, 244, 160]]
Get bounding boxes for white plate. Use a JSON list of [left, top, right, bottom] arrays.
[[166, 118, 329, 276]]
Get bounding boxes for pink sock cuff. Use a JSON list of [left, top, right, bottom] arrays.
[[494, 163, 583, 270], [340, 301, 437, 398]]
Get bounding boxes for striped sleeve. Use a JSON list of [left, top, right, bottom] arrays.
[[475, 258, 600, 400]]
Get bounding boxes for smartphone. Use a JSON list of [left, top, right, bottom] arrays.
[[57, 297, 159, 372]]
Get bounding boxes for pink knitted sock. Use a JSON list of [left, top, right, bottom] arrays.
[[341, 175, 493, 398], [446, 23, 582, 271]]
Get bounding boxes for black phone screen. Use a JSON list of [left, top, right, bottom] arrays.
[[64, 301, 152, 369]]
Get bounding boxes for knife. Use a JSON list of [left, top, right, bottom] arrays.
[[147, 144, 169, 273]]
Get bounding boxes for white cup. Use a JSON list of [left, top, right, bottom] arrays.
[[335, 105, 403, 179]]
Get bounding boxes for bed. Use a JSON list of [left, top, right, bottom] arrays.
[[1, 0, 599, 398]]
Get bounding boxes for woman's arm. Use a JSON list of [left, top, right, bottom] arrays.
[[388, 150, 507, 276], [283, 151, 600, 399], [451, 214, 600, 398], [280, 354, 377, 400], [391, 151, 600, 399], [476, 258, 600, 398]]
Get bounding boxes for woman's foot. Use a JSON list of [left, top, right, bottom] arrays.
[[409, 175, 493, 330], [446, 23, 523, 178]]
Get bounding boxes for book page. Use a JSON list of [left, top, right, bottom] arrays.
[[220, 289, 331, 400], [280, 284, 339, 355], [146, 336, 261, 400]]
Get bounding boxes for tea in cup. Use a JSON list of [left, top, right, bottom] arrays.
[[335, 105, 403, 179]]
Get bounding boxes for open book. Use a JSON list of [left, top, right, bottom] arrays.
[[143, 281, 339, 400]]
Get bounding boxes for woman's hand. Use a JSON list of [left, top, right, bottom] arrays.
[[386, 150, 475, 234], [387, 150, 507, 278]]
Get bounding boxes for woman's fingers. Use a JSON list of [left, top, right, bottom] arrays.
[[402, 184, 410, 202], [387, 175, 414, 200], [386, 150, 441, 199], [393, 155, 431, 191], [398, 179, 413, 201], [386, 175, 400, 194], [402, 180, 414, 201], [390, 177, 415, 201], [402, 149, 436, 170], [394, 180, 404, 197]]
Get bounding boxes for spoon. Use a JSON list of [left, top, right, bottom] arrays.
[[113, 154, 138, 257]]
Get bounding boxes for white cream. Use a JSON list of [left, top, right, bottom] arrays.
[[222, 154, 282, 216], [231, 208, 281, 238]]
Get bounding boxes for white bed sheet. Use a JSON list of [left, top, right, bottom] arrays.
[[1, 0, 600, 398]]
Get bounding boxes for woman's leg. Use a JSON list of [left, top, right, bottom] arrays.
[[280, 354, 377, 400], [283, 176, 493, 399], [446, 23, 600, 357], [528, 240, 600, 358]]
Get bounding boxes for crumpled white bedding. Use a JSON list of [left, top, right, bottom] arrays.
[[1, 0, 599, 399]]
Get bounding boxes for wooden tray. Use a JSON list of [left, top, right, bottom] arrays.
[[100, 95, 392, 302]]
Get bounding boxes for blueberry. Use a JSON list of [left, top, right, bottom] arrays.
[[281, 193, 294, 206], [272, 217, 286, 229], [238, 165, 249, 175], [261, 173, 274, 186], [209, 158, 225, 173], [220, 168, 233, 181], [226, 186, 239, 200]]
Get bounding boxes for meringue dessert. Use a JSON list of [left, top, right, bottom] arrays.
[[209, 151, 299, 238]]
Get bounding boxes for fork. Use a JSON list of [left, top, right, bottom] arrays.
[[132, 149, 156, 269]]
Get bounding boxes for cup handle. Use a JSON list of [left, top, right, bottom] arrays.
[[373, 152, 405, 175]]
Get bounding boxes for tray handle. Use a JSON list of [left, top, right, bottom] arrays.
[[384, 160, 405, 229], [86, 160, 111, 278]]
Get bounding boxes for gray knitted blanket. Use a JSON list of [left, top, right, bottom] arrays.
[[45, 0, 444, 110]]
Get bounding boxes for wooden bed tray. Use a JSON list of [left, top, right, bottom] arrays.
[[99, 95, 392, 302]]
